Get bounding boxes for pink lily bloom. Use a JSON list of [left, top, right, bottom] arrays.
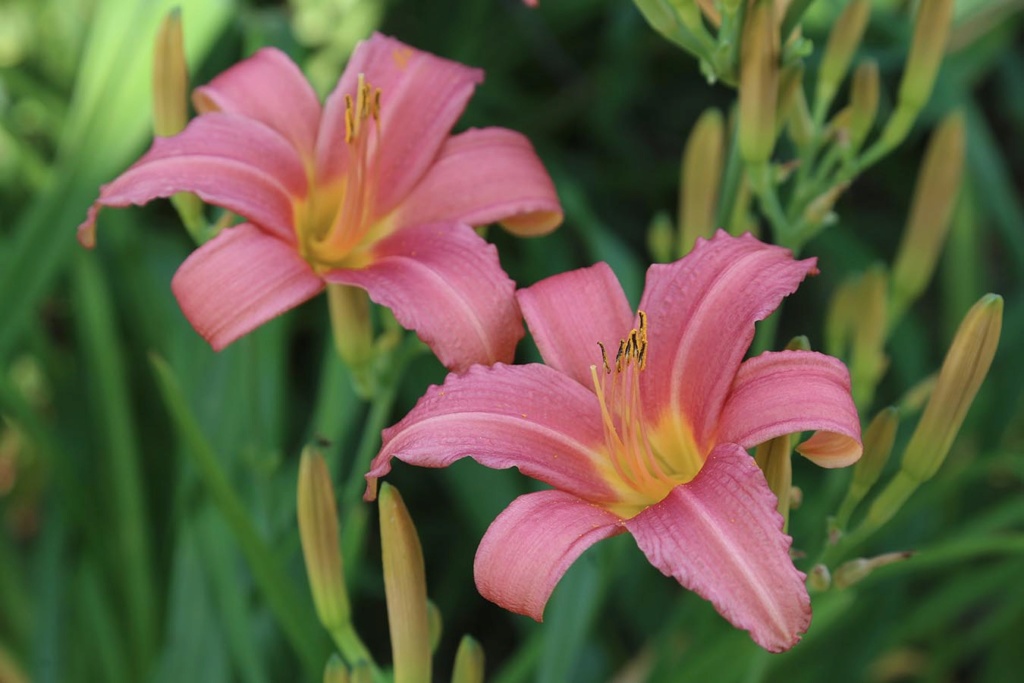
[[365, 231, 862, 652], [77, 34, 561, 370]]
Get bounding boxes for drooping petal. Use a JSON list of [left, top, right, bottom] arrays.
[[325, 223, 522, 372], [316, 33, 483, 212], [517, 263, 634, 387], [389, 128, 562, 236], [192, 48, 321, 159], [718, 350, 862, 467], [638, 231, 818, 449], [475, 490, 624, 621], [78, 114, 306, 247], [625, 443, 811, 653], [364, 363, 620, 504], [171, 223, 323, 350]]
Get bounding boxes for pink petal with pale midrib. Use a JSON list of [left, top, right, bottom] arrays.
[[364, 363, 618, 504], [193, 47, 322, 159], [325, 223, 521, 372], [638, 231, 818, 449], [171, 223, 323, 350], [475, 490, 623, 621], [517, 262, 634, 388], [625, 443, 811, 653], [393, 128, 562, 236], [77, 114, 306, 247], [718, 350, 863, 467]]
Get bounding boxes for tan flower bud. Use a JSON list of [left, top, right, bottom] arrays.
[[451, 636, 486, 683], [835, 407, 898, 527], [815, 0, 871, 120], [754, 434, 792, 530], [153, 9, 188, 138], [889, 112, 966, 324], [679, 109, 725, 254], [848, 60, 880, 151], [899, 0, 955, 112], [849, 266, 888, 409], [833, 551, 913, 589], [739, 0, 780, 164], [647, 211, 676, 263], [298, 447, 351, 631], [379, 483, 431, 683]]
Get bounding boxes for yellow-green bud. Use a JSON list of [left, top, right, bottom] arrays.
[[848, 60, 880, 151], [647, 211, 676, 263], [802, 182, 849, 230], [815, 0, 871, 120], [849, 266, 888, 410], [889, 112, 966, 324], [787, 85, 815, 149], [297, 447, 351, 631], [327, 284, 376, 398], [153, 9, 188, 138], [428, 600, 443, 654], [679, 108, 725, 254], [451, 636, 485, 683], [898, 373, 936, 416], [901, 294, 1002, 483], [350, 664, 373, 683], [323, 654, 350, 683], [776, 63, 805, 140], [739, 0, 780, 164], [807, 564, 831, 592], [379, 483, 431, 683], [899, 0, 954, 113], [754, 435, 792, 530], [825, 274, 858, 359], [833, 551, 913, 589], [835, 407, 898, 527]]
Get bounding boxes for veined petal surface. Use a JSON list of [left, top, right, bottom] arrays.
[[625, 443, 811, 652], [78, 114, 305, 246], [639, 231, 818, 448], [517, 263, 634, 388], [171, 223, 324, 350], [364, 363, 618, 503], [192, 47, 321, 158], [392, 128, 562, 235], [319, 33, 483, 215], [718, 350, 862, 467], [325, 223, 522, 372], [475, 490, 623, 621]]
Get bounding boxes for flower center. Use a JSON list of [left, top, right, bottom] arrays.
[[302, 74, 382, 270], [590, 311, 680, 513]]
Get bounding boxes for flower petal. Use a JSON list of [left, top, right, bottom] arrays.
[[316, 33, 483, 213], [639, 231, 818, 449], [625, 443, 811, 653], [364, 363, 619, 503], [718, 350, 862, 467], [192, 48, 321, 159], [78, 113, 305, 247], [325, 223, 522, 372], [390, 128, 562, 236], [171, 223, 323, 350], [517, 263, 634, 387], [475, 490, 624, 621]]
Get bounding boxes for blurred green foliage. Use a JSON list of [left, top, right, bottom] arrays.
[[1, 0, 1023, 681]]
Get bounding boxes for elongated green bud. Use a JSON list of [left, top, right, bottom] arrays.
[[153, 9, 188, 137], [835, 407, 898, 527], [849, 266, 888, 409], [833, 551, 913, 589], [815, 0, 871, 121], [298, 447, 351, 631], [776, 63, 805, 139], [327, 284, 376, 397], [848, 60, 880, 151], [324, 655, 350, 683], [379, 483, 431, 683], [739, 0, 779, 164], [755, 435, 793, 530], [428, 600, 443, 654], [451, 636, 485, 683], [889, 112, 966, 324], [680, 109, 725, 254], [825, 274, 858, 359], [647, 211, 676, 263]]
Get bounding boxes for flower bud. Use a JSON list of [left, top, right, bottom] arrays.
[[848, 60, 880, 152], [739, 0, 780, 164], [298, 447, 351, 631], [835, 407, 898, 527], [807, 564, 831, 592], [815, 0, 871, 119], [787, 85, 815, 149], [833, 551, 913, 589], [679, 109, 724, 254], [754, 434, 792, 530], [825, 274, 858, 359], [889, 112, 966, 324], [776, 63, 805, 140], [327, 284, 376, 397], [451, 636, 485, 683], [802, 182, 848, 230], [900, 294, 1002, 483], [428, 600, 443, 653], [849, 266, 888, 409], [323, 654, 350, 683], [349, 664, 373, 683], [647, 211, 675, 263], [153, 9, 188, 138], [379, 483, 431, 683]]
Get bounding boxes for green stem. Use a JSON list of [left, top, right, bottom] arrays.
[[747, 163, 791, 240], [329, 622, 379, 676], [149, 354, 326, 678]]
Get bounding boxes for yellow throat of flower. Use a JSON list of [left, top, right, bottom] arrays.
[[301, 74, 383, 271]]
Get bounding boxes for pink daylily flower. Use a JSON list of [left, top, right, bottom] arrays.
[[77, 34, 562, 370], [365, 231, 862, 652]]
